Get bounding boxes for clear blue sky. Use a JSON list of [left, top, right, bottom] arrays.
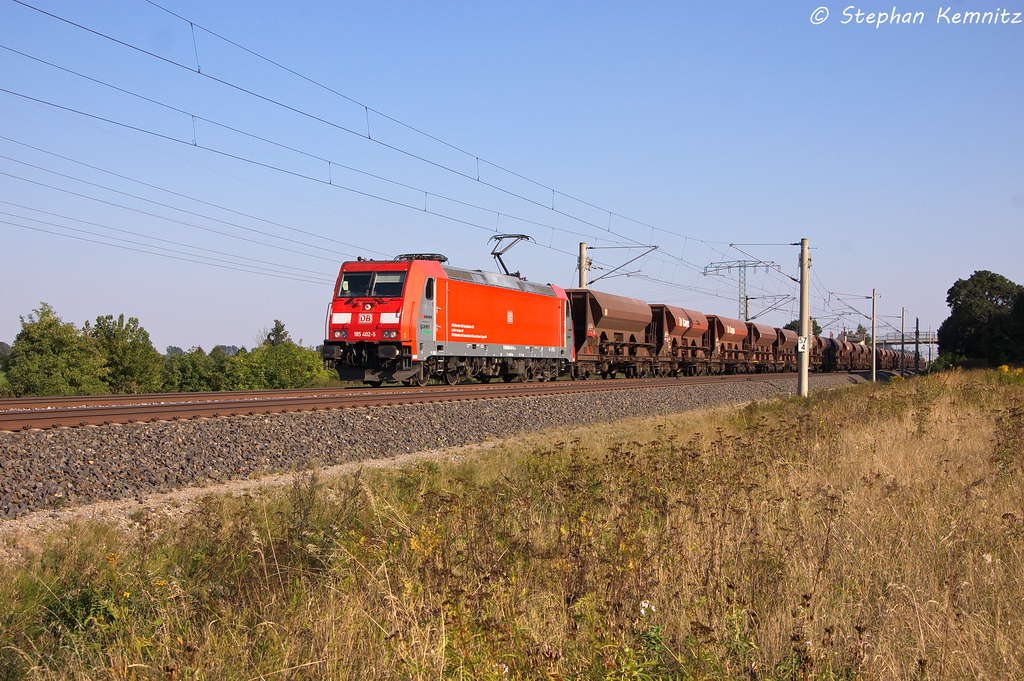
[[2, 1, 1021, 351]]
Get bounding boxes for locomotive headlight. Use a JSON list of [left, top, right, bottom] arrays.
[[333, 330, 342, 339], [383, 330, 398, 339], [340, 330, 348, 338], [363, 303, 373, 310]]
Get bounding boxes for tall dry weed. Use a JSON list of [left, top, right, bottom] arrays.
[[0, 370, 1021, 679]]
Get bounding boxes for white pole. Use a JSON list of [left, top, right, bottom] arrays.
[[900, 307, 906, 376], [798, 238, 810, 398], [871, 289, 877, 383]]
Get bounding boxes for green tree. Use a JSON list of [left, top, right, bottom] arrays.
[[855, 323, 872, 345], [264, 319, 291, 346], [254, 342, 330, 388], [207, 344, 231, 391], [161, 347, 216, 393], [784, 318, 822, 336], [0, 342, 11, 388], [222, 321, 330, 390], [84, 314, 164, 394], [5, 303, 108, 397], [937, 270, 1023, 364]]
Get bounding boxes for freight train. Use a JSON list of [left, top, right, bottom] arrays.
[[320, 254, 921, 386]]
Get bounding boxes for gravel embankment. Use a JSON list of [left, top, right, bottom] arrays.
[[0, 374, 865, 519]]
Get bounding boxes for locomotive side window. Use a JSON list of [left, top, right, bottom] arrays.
[[425, 278, 434, 300], [337, 271, 406, 298]]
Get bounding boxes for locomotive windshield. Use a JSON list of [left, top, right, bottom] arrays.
[[338, 271, 406, 298]]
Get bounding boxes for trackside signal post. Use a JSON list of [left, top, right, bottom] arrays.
[[797, 238, 810, 398]]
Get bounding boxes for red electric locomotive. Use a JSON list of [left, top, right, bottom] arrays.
[[321, 255, 573, 385]]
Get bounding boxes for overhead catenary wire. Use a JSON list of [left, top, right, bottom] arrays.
[[0, 87, 693, 296], [139, 0, 732, 251], [0, 202, 330, 278], [0, 129, 679, 296], [0, 218, 334, 284], [0, 133, 636, 289], [6, 0, 663, 248], [1, 4, 751, 298], [0, 87, 639, 258], [0, 132, 388, 257], [0, 165, 345, 264], [0, 152, 357, 259], [1, 1, 887, 324], [9, 0, 753, 284], [0, 45, 632, 249], [3, 99, 487, 263], [1, 212, 332, 283]]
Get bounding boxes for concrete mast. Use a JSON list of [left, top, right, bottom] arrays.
[[798, 238, 810, 398], [578, 242, 588, 288]]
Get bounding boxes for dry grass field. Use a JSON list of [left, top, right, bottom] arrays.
[[0, 369, 1021, 679]]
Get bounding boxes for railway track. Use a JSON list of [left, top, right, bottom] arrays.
[[0, 373, 799, 432]]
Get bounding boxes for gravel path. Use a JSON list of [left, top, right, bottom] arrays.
[[0, 374, 866, 521]]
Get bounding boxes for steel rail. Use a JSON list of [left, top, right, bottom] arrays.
[[0, 374, 792, 412], [0, 379, 648, 411], [0, 386, 373, 411], [0, 373, 800, 432]]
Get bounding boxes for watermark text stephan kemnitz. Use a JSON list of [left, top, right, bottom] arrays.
[[809, 6, 1023, 26]]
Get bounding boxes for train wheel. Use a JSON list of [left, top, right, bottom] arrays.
[[502, 374, 515, 383], [443, 371, 459, 385], [366, 381, 383, 388], [403, 370, 427, 387], [477, 375, 492, 383]]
